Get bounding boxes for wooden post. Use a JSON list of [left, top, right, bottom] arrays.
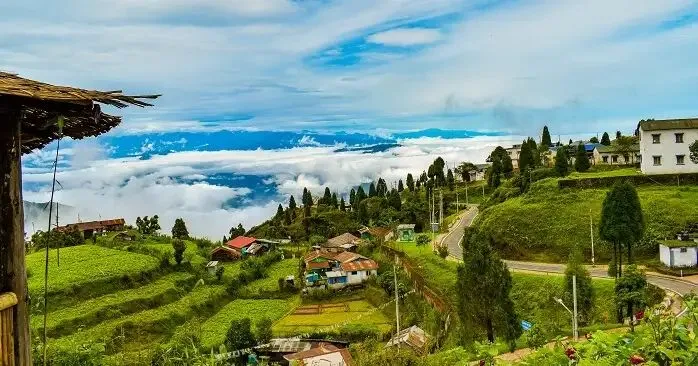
[[0, 108, 32, 365]]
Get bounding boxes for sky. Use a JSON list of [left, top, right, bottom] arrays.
[[5, 0, 698, 238]]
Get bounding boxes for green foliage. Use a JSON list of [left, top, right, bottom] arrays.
[[589, 136, 599, 143], [542, 126, 552, 147], [171, 218, 189, 239], [457, 230, 521, 347], [228, 223, 245, 239], [416, 234, 430, 247], [224, 318, 255, 352], [171, 239, 186, 265], [554, 147, 569, 177], [447, 168, 455, 191], [215, 266, 225, 282], [136, 215, 161, 234], [600, 182, 644, 275], [601, 131, 611, 145], [690, 139, 698, 164], [574, 144, 590, 172], [309, 234, 327, 246], [406, 173, 415, 191], [30, 226, 84, 251], [456, 162, 477, 182], [255, 317, 273, 345], [437, 245, 449, 259], [615, 264, 647, 331], [525, 325, 547, 350]]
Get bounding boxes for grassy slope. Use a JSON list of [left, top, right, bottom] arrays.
[[27, 245, 160, 297], [476, 178, 698, 262], [33, 272, 193, 337]]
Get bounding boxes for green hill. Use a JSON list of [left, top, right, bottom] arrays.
[[475, 177, 698, 262]]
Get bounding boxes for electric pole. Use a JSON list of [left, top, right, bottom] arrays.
[[573, 275, 579, 341], [590, 209, 595, 266], [439, 189, 443, 225], [394, 254, 401, 353]]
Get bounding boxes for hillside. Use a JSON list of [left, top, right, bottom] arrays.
[[474, 175, 698, 262]]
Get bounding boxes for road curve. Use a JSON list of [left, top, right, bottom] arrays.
[[445, 206, 698, 296]]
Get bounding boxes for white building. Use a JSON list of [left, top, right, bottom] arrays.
[[505, 144, 522, 170], [659, 240, 697, 268], [637, 118, 698, 175]]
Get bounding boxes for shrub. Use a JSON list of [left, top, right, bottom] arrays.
[[255, 318, 273, 345], [436, 245, 449, 259], [215, 266, 225, 282], [172, 239, 186, 265]]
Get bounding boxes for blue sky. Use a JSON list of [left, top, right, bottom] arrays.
[[3, 0, 698, 135]]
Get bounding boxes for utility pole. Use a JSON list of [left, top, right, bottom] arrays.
[[589, 209, 595, 266], [465, 181, 469, 207], [394, 254, 401, 353], [56, 199, 60, 266], [573, 275, 579, 341], [439, 189, 443, 225]]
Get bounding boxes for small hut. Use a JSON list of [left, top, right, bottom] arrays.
[[0, 71, 158, 364]]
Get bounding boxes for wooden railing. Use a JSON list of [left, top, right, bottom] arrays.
[[0, 292, 17, 366]]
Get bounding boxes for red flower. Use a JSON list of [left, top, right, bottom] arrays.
[[479, 360, 486, 366], [565, 347, 576, 360], [635, 310, 645, 320], [630, 355, 645, 364]]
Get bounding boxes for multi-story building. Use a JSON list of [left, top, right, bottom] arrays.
[[637, 118, 698, 175], [505, 144, 522, 170]]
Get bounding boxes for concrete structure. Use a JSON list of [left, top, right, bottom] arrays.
[[205, 261, 219, 275], [386, 325, 431, 355], [396, 224, 416, 242], [593, 144, 641, 165], [659, 240, 698, 268], [637, 118, 698, 175], [505, 144, 522, 170]]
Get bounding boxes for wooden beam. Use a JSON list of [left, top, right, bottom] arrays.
[[0, 108, 32, 365]]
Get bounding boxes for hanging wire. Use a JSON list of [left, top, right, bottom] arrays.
[[42, 116, 63, 365]]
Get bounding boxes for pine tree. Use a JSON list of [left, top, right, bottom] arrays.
[[488, 159, 502, 188], [349, 189, 356, 206], [527, 137, 540, 168], [502, 155, 513, 177], [369, 182, 377, 197], [601, 132, 611, 146], [356, 186, 367, 203], [589, 136, 599, 143], [518, 140, 532, 173], [416, 180, 421, 189], [446, 169, 455, 191], [322, 187, 332, 205], [275, 204, 284, 220], [340, 197, 346, 212], [554, 147, 569, 177], [564, 250, 594, 325], [616, 130, 622, 140], [457, 230, 521, 348], [568, 139, 573, 145], [388, 189, 401, 211], [357, 201, 369, 225], [406, 173, 415, 192], [302, 188, 309, 206], [377, 178, 388, 197], [600, 182, 644, 278], [289, 195, 297, 212], [541, 125, 552, 147], [398, 179, 404, 192], [171, 218, 189, 239], [574, 144, 591, 172], [331, 192, 338, 209]]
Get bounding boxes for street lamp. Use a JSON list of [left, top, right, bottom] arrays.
[[553, 275, 578, 341]]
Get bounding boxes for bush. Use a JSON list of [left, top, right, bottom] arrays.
[[436, 245, 449, 259], [559, 172, 698, 189], [215, 266, 225, 282], [172, 239, 186, 265]]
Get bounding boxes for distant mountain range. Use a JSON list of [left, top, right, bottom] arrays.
[[24, 201, 77, 234]]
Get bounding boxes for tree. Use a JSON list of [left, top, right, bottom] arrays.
[[289, 195, 297, 211], [601, 132, 611, 146], [398, 179, 404, 192], [616, 130, 622, 140], [554, 147, 569, 177], [446, 169, 455, 191], [229, 223, 245, 239], [564, 250, 594, 325], [456, 162, 477, 182], [340, 197, 346, 212], [501, 154, 513, 177], [615, 135, 638, 157], [589, 136, 599, 143], [357, 201, 369, 225], [690, 140, 698, 164], [487, 158, 502, 188], [275, 204, 284, 220], [369, 182, 377, 197], [406, 173, 415, 192], [377, 178, 388, 197], [518, 140, 532, 173], [574, 144, 591, 172], [599, 182, 644, 278], [172, 239, 186, 265], [215, 266, 225, 281], [387, 189, 401, 211], [416, 234, 430, 250], [457, 230, 521, 349], [171, 218, 189, 239], [331, 192, 338, 209], [349, 189, 356, 206], [256, 318, 273, 345], [225, 318, 256, 353], [322, 187, 332, 205], [542, 125, 552, 147], [356, 186, 367, 204], [615, 265, 647, 332], [527, 138, 540, 168]]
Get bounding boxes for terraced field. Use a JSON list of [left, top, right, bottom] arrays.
[[273, 299, 392, 336]]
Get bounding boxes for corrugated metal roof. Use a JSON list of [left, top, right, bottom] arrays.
[[341, 259, 378, 271], [325, 233, 359, 247], [639, 118, 698, 131], [226, 236, 256, 249]]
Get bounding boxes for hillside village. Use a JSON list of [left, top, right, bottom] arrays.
[[12, 109, 698, 364]]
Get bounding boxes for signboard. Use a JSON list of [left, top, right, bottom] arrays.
[[521, 320, 532, 331]]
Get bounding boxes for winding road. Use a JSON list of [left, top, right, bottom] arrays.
[[445, 205, 698, 296]]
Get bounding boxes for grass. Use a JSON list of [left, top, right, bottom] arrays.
[[272, 299, 392, 336], [476, 179, 698, 261], [27, 245, 160, 299], [32, 272, 194, 338], [387, 240, 460, 301], [568, 167, 641, 179], [199, 297, 299, 350], [242, 259, 299, 294], [50, 284, 228, 354]]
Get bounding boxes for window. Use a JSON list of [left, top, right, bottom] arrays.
[[351, 271, 357, 275], [675, 133, 684, 143], [602, 156, 608, 163], [652, 134, 661, 144], [653, 156, 662, 166], [611, 155, 618, 164], [677, 155, 685, 165], [680, 248, 688, 253]]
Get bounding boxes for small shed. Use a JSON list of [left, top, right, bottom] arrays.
[[0, 71, 158, 364], [396, 224, 416, 242], [386, 325, 431, 355], [211, 246, 242, 262], [205, 261, 219, 275], [659, 240, 698, 268]]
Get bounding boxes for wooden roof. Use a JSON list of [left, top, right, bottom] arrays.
[[0, 72, 159, 154]]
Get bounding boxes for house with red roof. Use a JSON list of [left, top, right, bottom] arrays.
[[226, 236, 257, 250], [211, 236, 275, 261], [302, 249, 378, 289]]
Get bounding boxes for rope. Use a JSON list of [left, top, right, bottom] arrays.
[[42, 117, 63, 365]]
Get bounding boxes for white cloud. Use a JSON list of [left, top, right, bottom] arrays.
[[21, 136, 519, 238], [367, 28, 442, 46]]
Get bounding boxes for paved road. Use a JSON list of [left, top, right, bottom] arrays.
[[446, 206, 698, 296]]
